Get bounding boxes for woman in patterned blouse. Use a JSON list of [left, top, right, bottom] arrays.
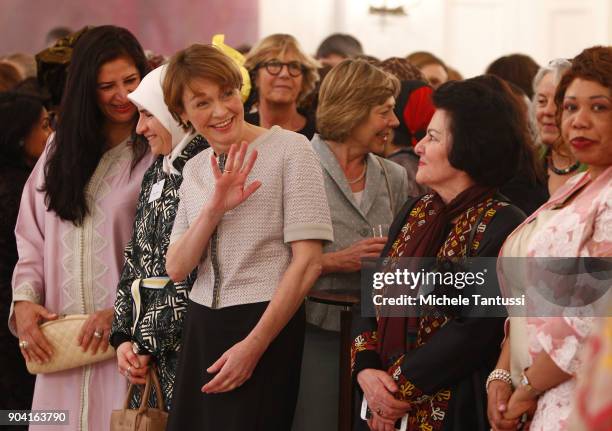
[[109, 64, 207, 410], [351, 77, 527, 431]]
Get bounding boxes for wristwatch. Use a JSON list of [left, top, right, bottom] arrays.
[[520, 368, 542, 397]]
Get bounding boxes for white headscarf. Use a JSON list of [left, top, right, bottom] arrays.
[[128, 64, 196, 175]]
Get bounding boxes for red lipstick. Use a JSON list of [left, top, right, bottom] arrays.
[[570, 137, 595, 150]]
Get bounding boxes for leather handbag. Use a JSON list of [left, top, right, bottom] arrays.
[[26, 314, 115, 374], [110, 367, 168, 431]]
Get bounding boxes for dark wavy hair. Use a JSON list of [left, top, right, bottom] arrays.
[[42, 25, 149, 225], [432, 77, 523, 187], [0, 91, 45, 169], [474, 74, 545, 186]]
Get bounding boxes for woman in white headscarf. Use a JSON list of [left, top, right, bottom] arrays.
[[109, 64, 208, 410]]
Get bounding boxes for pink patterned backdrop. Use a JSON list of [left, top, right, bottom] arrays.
[[0, 0, 258, 57]]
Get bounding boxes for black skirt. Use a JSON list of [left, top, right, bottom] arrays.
[[168, 300, 305, 431]]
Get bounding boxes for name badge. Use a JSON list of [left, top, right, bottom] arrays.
[[148, 179, 165, 203]]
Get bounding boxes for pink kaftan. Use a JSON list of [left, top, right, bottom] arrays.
[[9, 136, 153, 431]]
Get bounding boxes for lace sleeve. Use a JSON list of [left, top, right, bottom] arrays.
[[529, 316, 596, 375]]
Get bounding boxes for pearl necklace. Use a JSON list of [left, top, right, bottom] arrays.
[[346, 164, 367, 184]]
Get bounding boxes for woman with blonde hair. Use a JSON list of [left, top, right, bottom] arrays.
[[244, 34, 320, 138], [295, 60, 410, 430]]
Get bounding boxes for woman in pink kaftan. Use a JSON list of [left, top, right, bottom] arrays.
[[9, 26, 153, 431]]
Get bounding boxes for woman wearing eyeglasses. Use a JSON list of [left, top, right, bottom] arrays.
[[244, 34, 320, 139]]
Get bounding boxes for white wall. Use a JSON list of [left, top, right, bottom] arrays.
[[258, 0, 612, 78], [258, 0, 335, 55]]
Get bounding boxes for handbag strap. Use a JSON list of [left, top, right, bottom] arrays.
[[149, 366, 165, 411], [130, 277, 172, 334], [122, 366, 166, 412], [122, 380, 144, 410]]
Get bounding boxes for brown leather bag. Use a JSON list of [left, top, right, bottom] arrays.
[[110, 367, 168, 431]]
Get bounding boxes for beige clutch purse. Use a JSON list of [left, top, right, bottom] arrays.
[[26, 314, 116, 374]]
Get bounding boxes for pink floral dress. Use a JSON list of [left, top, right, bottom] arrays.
[[507, 166, 612, 430]]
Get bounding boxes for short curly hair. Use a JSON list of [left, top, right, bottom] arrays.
[[432, 77, 525, 187], [554, 46, 612, 131], [316, 59, 399, 142]]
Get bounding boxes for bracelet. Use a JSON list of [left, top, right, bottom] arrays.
[[486, 368, 512, 393]]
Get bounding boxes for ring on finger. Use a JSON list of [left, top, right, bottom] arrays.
[[19, 340, 29, 349], [93, 329, 103, 339], [376, 407, 384, 417], [126, 366, 132, 377], [224, 169, 232, 173]]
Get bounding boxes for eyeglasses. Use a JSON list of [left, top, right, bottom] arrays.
[[260, 60, 304, 77], [548, 58, 572, 67]]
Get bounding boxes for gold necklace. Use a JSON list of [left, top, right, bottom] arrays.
[[346, 163, 367, 184]]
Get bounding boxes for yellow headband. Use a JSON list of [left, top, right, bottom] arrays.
[[212, 34, 251, 103]]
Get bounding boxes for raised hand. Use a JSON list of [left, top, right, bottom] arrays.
[[208, 141, 261, 214]]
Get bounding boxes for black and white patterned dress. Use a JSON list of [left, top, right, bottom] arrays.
[[110, 135, 207, 410]]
